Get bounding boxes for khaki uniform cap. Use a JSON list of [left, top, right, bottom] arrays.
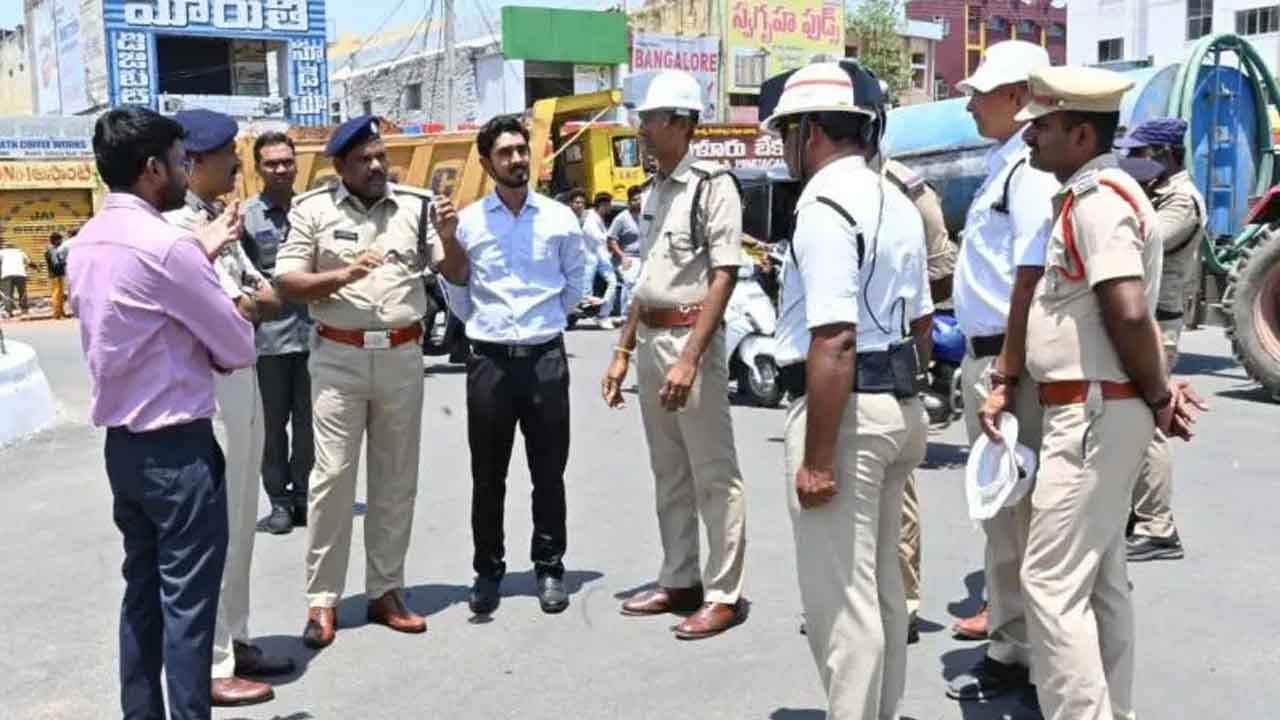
[[1015, 66, 1134, 122]]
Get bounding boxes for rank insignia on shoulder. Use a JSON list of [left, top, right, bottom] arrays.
[[1071, 171, 1100, 197]]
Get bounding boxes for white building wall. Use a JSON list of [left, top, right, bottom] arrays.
[[1068, 0, 1280, 76]]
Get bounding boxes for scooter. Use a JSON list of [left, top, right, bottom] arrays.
[[925, 310, 966, 425], [725, 248, 783, 408]]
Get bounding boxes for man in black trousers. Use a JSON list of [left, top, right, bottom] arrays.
[[433, 114, 586, 616]]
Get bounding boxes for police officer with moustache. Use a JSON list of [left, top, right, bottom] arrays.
[[979, 66, 1206, 720], [765, 62, 931, 720], [277, 117, 446, 649], [1115, 117, 1206, 562], [164, 109, 293, 706], [944, 42, 1062, 702], [602, 70, 748, 640]]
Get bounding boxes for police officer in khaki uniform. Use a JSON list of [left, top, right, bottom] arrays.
[[1116, 117, 1206, 562], [164, 109, 294, 706], [980, 67, 1205, 720], [277, 116, 444, 649], [764, 61, 931, 720], [602, 70, 747, 640], [882, 156, 956, 641]]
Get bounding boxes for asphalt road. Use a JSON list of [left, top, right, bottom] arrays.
[[1, 319, 1277, 720]]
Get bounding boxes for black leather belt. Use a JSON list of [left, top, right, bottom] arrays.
[[778, 344, 920, 399], [471, 336, 562, 359], [968, 333, 1005, 359], [1155, 308, 1184, 322]]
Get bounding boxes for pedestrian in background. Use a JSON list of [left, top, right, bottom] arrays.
[[165, 109, 291, 707], [0, 238, 32, 316], [607, 184, 645, 323], [44, 232, 68, 319], [435, 113, 584, 617], [71, 105, 255, 720], [585, 191, 620, 328], [243, 131, 315, 536]]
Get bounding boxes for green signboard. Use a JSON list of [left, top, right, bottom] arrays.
[[501, 6, 629, 65]]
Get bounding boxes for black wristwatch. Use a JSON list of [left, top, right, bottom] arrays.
[[1146, 391, 1173, 411]]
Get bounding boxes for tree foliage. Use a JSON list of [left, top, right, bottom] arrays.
[[847, 0, 914, 98]]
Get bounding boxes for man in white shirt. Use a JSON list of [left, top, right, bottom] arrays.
[[766, 61, 931, 720], [581, 191, 620, 328], [0, 240, 32, 316], [946, 41, 1062, 702]]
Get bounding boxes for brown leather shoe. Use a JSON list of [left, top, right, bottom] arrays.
[[302, 606, 336, 649], [620, 585, 704, 616], [367, 589, 427, 634], [953, 602, 990, 640], [233, 641, 296, 677], [211, 676, 274, 706], [674, 601, 744, 640]]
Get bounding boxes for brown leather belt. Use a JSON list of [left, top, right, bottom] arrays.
[[317, 322, 422, 349], [638, 304, 702, 329], [1038, 380, 1140, 407]]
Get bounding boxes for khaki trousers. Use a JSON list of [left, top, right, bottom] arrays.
[[899, 474, 920, 617], [1130, 319, 1182, 539], [50, 276, 66, 319], [786, 393, 928, 720], [1024, 398, 1151, 720], [636, 324, 745, 604], [305, 336, 424, 608], [211, 367, 265, 678], [960, 351, 1042, 666]]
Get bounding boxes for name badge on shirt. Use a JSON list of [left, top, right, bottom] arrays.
[[333, 230, 359, 243]]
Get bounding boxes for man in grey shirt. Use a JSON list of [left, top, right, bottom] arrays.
[[607, 184, 645, 321], [243, 131, 314, 535]]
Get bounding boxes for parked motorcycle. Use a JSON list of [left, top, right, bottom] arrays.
[[925, 310, 966, 425], [422, 272, 469, 363], [725, 247, 783, 407]]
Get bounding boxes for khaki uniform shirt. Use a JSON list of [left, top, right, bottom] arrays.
[[1027, 154, 1160, 383], [276, 182, 441, 330], [634, 153, 743, 309], [884, 159, 956, 281], [1151, 170, 1205, 314], [165, 191, 265, 300]]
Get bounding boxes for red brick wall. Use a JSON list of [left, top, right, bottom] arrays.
[[906, 0, 1066, 99]]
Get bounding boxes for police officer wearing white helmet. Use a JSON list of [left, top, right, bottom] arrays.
[[764, 61, 931, 720], [602, 69, 748, 640]]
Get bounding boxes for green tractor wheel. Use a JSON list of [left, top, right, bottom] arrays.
[[1224, 226, 1280, 400]]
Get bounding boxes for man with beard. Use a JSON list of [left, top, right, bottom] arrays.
[[70, 105, 254, 720], [601, 70, 748, 640], [277, 116, 445, 647], [242, 132, 315, 536], [163, 109, 291, 706], [434, 114, 585, 616]]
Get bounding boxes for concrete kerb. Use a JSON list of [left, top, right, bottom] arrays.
[[0, 340, 56, 446]]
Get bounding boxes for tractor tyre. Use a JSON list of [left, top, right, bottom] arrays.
[[1223, 226, 1280, 401]]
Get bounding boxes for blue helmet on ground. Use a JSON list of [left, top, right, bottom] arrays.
[[931, 313, 966, 364]]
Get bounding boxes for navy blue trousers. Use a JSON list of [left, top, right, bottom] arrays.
[[105, 419, 228, 720]]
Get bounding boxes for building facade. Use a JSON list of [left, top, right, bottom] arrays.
[[1067, 0, 1279, 74], [905, 0, 1067, 99], [0, 26, 34, 114]]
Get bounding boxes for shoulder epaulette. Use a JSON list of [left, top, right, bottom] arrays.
[[294, 184, 336, 204], [1070, 170, 1100, 197], [391, 183, 433, 199], [884, 162, 926, 200]]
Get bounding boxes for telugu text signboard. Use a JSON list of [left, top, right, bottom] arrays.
[[103, 0, 329, 126], [724, 0, 844, 94], [689, 124, 784, 170]]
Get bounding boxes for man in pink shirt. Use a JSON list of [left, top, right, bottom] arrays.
[[68, 106, 255, 720]]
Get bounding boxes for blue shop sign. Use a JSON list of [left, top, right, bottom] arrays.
[[103, 0, 329, 126]]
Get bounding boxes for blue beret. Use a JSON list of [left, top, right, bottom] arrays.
[[174, 109, 238, 153], [325, 115, 382, 157], [1114, 117, 1188, 149]]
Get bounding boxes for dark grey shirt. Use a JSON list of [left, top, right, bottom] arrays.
[[243, 192, 312, 356], [607, 209, 642, 257]]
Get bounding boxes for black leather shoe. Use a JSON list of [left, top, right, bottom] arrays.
[[1127, 532, 1184, 562], [469, 576, 501, 615], [907, 614, 920, 645], [266, 504, 292, 535], [945, 656, 1030, 700], [537, 575, 569, 614], [291, 499, 307, 528]]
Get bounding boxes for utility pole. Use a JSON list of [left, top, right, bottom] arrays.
[[443, 0, 456, 130]]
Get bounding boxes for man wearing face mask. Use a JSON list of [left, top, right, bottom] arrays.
[[164, 109, 291, 707], [945, 41, 1061, 703], [765, 61, 931, 720], [276, 116, 447, 649], [434, 114, 584, 617], [601, 70, 748, 641], [1116, 117, 1204, 563]]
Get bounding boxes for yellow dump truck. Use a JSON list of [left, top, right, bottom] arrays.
[[237, 90, 646, 209]]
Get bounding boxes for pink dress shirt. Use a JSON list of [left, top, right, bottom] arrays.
[[68, 192, 256, 432]]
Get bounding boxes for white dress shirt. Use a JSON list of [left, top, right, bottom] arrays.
[[443, 191, 586, 345], [776, 155, 933, 367], [583, 208, 609, 259], [952, 132, 1060, 338]]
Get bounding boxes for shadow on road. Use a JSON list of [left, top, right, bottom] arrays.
[[922, 442, 968, 470], [1215, 384, 1279, 405], [769, 709, 824, 719], [612, 580, 658, 600], [219, 712, 314, 720], [1175, 351, 1243, 378], [946, 570, 985, 621]]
